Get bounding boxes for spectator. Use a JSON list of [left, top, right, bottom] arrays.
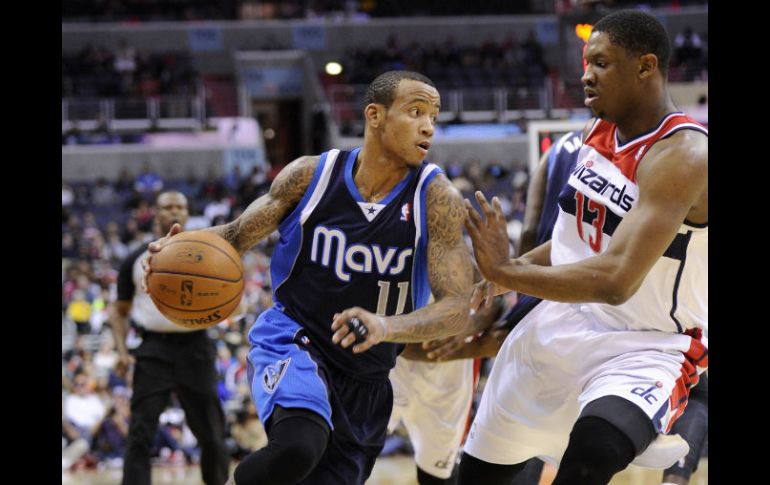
[[89, 113, 116, 145], [104, 222, 129, 265], [63, 120, 84, 145], [93, 178, 118, 206], [93, 339, 119, 379], [134, 162, 164, 199], [229, 400, 267, 460], [114, 167, 134, 194], [197, 168, 225, 203], [92, 389, 131, 467], [224, 345, 250, 398], [63, 372, 108, 442], [67, 290, 93, 335], [63, 404, 91, 470]]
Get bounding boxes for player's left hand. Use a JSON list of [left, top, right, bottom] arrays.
[[331, 307, 388, 354], [141, 223, 183, 293], [464, 192, 512, 283], [422, 334, 471, 361]]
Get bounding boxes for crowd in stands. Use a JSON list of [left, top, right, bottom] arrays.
[[340, 33, 549, 91], [62, 41, 197, 99], [671, 26, 708, 82], [61, 157, 527, 472], [63, 0, 708, 22]]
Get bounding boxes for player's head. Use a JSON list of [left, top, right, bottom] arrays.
[[582, 9, 671, 121], [363, 70, 440, 167], [155, 190, 189, 233]]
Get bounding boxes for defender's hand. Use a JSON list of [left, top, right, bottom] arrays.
[[421, 334, 471, 361], [331, 307, 388, 354], [141, 223, 183, 293], [464, 192, 511, 283], [470, 279, 509, 312]]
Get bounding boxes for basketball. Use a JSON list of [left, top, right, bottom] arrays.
[[147, 230, 244, 329]]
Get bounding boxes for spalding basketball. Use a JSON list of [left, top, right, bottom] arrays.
[[148, 230, 244, 329]]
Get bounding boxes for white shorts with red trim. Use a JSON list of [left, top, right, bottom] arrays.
[[463, 300, 707, 467], [388, 357, 477, 478]]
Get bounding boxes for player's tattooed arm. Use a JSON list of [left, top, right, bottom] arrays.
[[208, 156, 319, 255], [383, 175, 474, 341], [331, 174, 474, 352]]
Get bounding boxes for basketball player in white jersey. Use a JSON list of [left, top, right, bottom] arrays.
[[454, 10, 707, 485], [387, 297, 501, 485]]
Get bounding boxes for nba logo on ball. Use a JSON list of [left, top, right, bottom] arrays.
[[181, 280, 193, 306], [147, 230, 244, 329]]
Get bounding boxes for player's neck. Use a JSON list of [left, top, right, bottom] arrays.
[[615, 95, 677, 144], [354, 148, 410, 203]]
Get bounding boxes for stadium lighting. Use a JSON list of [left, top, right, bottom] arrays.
[[325, 62, 343, 76], [575, 23, 592, 42]]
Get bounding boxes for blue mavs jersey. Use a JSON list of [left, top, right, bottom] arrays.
[[268, 148, 440, 381], [505, 131, 582, 328]]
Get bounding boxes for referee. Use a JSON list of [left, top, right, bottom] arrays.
[[109, 190, 229, 484]]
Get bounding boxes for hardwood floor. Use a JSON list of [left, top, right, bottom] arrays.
[[61, 456, 708, 484]]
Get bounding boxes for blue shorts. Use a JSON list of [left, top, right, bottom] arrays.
[[247, 307, 393, 484]]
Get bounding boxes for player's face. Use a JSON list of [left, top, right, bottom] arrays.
[[381, 80, 440, 167], [581, 32, 641, 121], [155, 192, 189, 233]]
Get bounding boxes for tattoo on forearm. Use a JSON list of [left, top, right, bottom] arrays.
[[385, 177, 473, 342]]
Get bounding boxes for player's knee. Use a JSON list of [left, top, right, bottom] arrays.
[[234, 408, 330, 485], [417, 465, 454, 485], [553, 416, 635, 485], [267, 436, 326, 483]]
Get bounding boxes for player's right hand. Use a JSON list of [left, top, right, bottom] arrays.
[[114, 352, 136, 379], [331, 307, 388, 354], [141, 223, 183, 293]]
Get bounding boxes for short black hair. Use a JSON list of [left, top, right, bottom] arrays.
[[364, 70, 436, 108], [593, 9, 671, 76], [155, 190, 187, 207]]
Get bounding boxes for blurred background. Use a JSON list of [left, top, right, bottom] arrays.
[[61, 1, 707, 483]]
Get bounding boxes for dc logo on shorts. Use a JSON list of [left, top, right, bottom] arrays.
[[262, 358, 291, 394]]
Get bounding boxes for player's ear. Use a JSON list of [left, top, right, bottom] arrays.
[[638, 53, 658, 80], [364, 103, 384, 128]]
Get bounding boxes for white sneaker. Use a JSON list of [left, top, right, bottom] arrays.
[[631, 434, 689, 469]]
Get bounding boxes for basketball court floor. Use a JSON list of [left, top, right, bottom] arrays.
[[61, 456, 708, 484]]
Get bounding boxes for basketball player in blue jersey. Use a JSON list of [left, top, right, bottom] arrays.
[[143, 70, 474, 485], [455, 10, 708, 485]]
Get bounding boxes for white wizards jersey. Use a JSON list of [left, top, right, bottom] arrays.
[[550, 113, 708, 336]]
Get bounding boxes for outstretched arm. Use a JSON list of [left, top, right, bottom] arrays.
[[470, 149, 553, 310], [142, 156, 319, 290], [466, 130, 707, 304], [331, 173, 474, 353]]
